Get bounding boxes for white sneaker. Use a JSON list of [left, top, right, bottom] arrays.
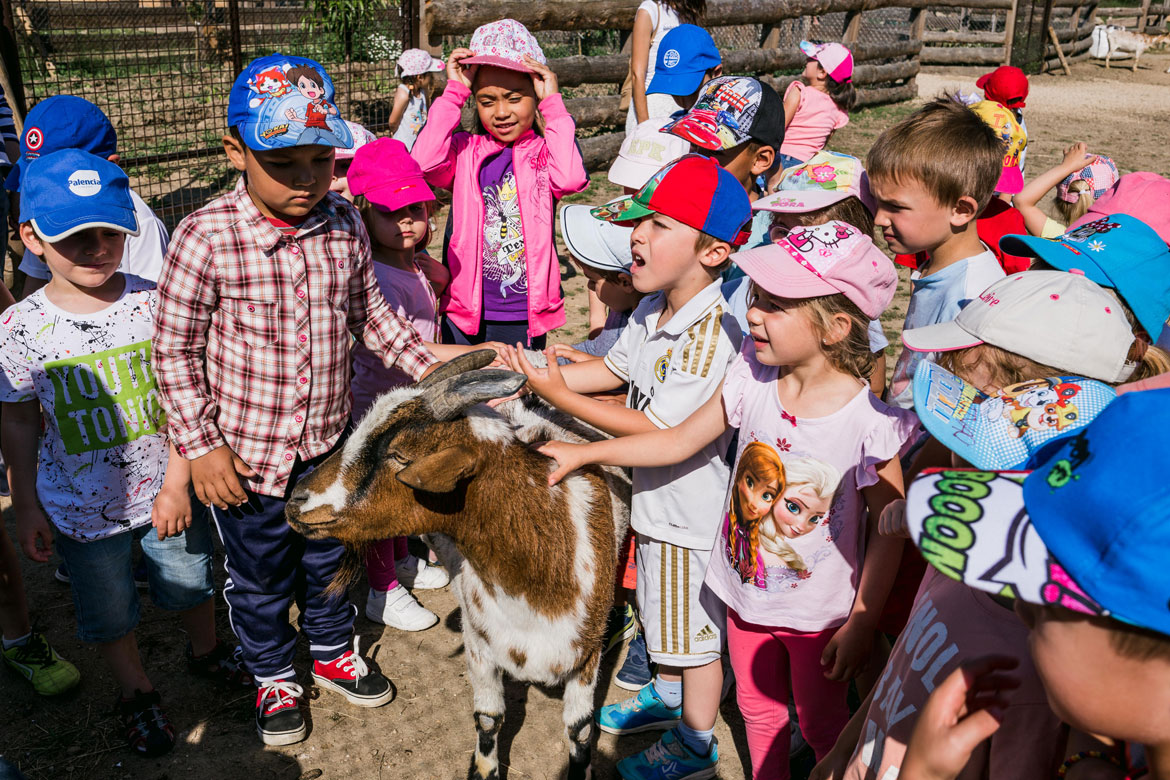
[[365, 586, 438, 631], [395, 554, 450, 590]]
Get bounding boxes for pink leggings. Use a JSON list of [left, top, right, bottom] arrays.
[[365, 537, 410, 592], [727, 609, 850, 780]]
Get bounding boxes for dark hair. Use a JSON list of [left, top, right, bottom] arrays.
[[1109, 620, 1170, 663], [661, 0, 706, 24], [572, 258, 630, 286], [286, 65, 324, 89], [826, 73, 856, 114]]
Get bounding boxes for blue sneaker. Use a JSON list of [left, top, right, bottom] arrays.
[[598, 683, 681, 735], [615, 629, 653, 691], [616, 727, 718, 780]]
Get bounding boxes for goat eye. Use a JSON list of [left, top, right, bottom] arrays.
[[388, 451, 411, 466]]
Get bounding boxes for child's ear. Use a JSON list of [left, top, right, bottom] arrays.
[[823, 311, 854, 346], [950, 194, 981, 227], [699, 241, 732, 270], [223, 134, 248, 173], [752, 146, 775, 177], [19, 223, 45, 256]]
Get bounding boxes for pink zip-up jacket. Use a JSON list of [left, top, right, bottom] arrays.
[[412, 80, 589, 338]]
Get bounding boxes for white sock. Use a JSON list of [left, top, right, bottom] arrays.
[[3, 632, 32, 650]]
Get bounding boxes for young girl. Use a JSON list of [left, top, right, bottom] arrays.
[[540, 221, 916, 779], [1013, 142, 1119, 238], [413, 19, 588, 350], [777, 41, 856, 173], [624, 0, 706, 133], [346, 137, 507, 631], [389, 48, 444, 151]]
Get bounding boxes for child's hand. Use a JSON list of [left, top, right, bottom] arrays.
[[1061, 142, 1089, 171], [15, 505, 53, 563], [447, 47, 476, 88], [513, 344, 569, 401], [900, 656, 1020, 780], [536, 440, 589, 485], [152, 484, 193, 541], [479, 341, 510, 368], [284, 108, 297, 121], [821, 617, 875, 681], [523, 56, 560, 100], [551, 343, 597, 364], [878, 499, 910, 538], [190, 445, 257, 509]]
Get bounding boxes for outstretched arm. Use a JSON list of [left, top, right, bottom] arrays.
[[1015, 142, 1088, 236]]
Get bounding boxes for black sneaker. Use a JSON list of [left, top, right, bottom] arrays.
[[255, 680, 307, 746], [187, 641, 253, 688], [311, 640, 394, 707], [116, 689, 175, 757]]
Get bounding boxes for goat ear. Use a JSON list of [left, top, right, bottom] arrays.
[[396, 446, 480, 493]]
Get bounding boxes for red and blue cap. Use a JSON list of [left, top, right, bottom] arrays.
[[4, 95, 118, 192], [228, 53, 353, 151], [590, 154, 752, 245]]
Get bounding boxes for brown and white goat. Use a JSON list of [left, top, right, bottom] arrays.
[[1105, 27, 1169, 71], [285, 352, 630, 780]]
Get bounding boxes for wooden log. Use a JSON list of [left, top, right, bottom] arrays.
[[551, 54, 629, 87], [923, 29, 1006, 43], [920, 45, 1006, 64], [564, 96, 626, 128], [580, 132, 626, 172], [854, 80, 918, 108]]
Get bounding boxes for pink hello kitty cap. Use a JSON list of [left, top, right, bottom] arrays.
[[799, 41, 854, 83], [732, 219, 897, 319], [461, 19, 547, 74]]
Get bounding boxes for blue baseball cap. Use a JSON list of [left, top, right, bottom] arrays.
[[646, 25, 721, 97], [905, 389, 1170, 637], [21, 149, 139, 242], [4, 95, 118, 192], [228, 53, 353, 151], [999, 214, 1170, 339]]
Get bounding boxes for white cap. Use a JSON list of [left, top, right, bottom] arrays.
[[560, 203, 633, 272], [902, 271, 1137, 383], [608, 118, 691, 190]]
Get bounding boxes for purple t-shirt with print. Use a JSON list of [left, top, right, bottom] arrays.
[[479, 148, 529, 320]]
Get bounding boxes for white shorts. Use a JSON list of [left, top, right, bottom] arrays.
[[635, 533, 725, 667]]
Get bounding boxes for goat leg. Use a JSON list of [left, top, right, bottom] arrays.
[[467, 641, 505, 780], [470, 711, 503, 780], [563, 654, 600, 780]]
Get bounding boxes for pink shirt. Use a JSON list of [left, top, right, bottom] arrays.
[[351, 258, 438, 419], [842, 570, 1064, 780], [704, 346, 917, 631], [780, 81, 849, 162]]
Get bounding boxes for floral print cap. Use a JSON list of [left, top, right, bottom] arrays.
[[461, 19, 547, 74]]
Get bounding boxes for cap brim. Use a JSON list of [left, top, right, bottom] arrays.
[[646, 69, 706, 97], [30, 207, 140, 242], [798, 40, 819, 58], [753, 189, 850, 214], [429, 59, 445, 72], [608, 157, 667, 191], [997, 234, 1111, 285], [364, 179, 436, 211], [661, 114, 742, 152], [590, 196, 654, 226], [996, 165, 1024, 195], [560, 204, 633, 272], [732, 242, 842, 300], [460, 54, 536, 73], [901, 319, 984, 353]]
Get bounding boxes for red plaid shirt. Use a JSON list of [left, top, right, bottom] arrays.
[[154, 178, 437, 496]]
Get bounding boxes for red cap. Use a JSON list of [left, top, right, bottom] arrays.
[[976, 66, 1029, 109], [347, 138, 435, 212]]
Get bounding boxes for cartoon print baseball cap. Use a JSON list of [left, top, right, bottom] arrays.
[[800, 41, 854, 83], [904, 388, 1170, 638], [396, 48, 445, 77], [20, 149, 140, 242], [753, 151, 876, 215], [999, 214, 1170, 340], [733, 220, 897, 319], [1058, 154, 1119, 203], [662, 76, 784, 152], [460, 19, 547, 73], [646, 25, 722, 97], [912, 360, 1116, 471], [228, 53, 353, 151], [975, 65, 1029, 108], [608, 118, 692, 190], [969, 100, 1026, 195], [4, 95, 118, 192], [560, 203, 633, 273], [591, 154, 752, 245], [901, 270, 1137, 384], [348, 138, 435, 212], [334, 121, 378, 162], [1071, 172, 1170, 246]]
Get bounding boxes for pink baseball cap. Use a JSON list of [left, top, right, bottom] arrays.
[[334, 121, 377, 161], [733, 220, 897, 319], [1058, 154, 1119, 203], [461, 19, 546, 74], [1072, 172, 1170, 246], [799, 41, 854, 83], [348, 137, 435, 212], [397, 48, 444, 77]]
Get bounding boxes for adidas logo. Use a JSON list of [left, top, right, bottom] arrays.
[[693, 625, 717, 643]]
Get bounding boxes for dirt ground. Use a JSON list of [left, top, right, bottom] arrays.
[[4, 53, 1170, 780]]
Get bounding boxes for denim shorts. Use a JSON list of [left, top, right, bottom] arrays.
[[55, 507, 215, 643]]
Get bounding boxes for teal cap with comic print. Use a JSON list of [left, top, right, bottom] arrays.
[[905, 389, 1170, 637], [228, 53, 353, 151]]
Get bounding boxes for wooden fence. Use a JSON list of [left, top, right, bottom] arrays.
[[1097, 2, 1169, 30]]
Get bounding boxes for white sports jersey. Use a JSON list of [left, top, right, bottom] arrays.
[[604, 280, 741, 549]]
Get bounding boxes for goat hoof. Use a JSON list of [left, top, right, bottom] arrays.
[[468, 756, 500, 780]]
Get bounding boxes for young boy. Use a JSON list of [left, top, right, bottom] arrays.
[[508, 154, 750, 779], [899, 389, 1170, 780], [867, 96, 1008, 409], [153, 54, 439, 746], [645, 24, 723, 114], [2, 150, 239, 757]]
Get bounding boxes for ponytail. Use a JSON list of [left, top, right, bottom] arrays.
[[826, 73, 856, 114]]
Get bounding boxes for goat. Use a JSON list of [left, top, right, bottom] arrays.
[[1104, 27, 1170, 71], [285, 351, 630, 780]]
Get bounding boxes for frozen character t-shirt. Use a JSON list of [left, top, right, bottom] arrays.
[[705, 344, 918, 630], [480, 148, 529, 321]]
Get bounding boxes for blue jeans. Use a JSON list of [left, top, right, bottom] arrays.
[[778, 154, 806, 172], [55, 506, 214, 643], [441, 318, 546, 350]]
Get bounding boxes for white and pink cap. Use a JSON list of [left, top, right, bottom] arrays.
[[800, 41, 854, 83], [733, 220, 897, 319], [462, 19, 547, 74], [334, 121, 377, 161], [396, 48, 445, 77]]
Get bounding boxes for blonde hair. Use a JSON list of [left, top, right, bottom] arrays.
[[758, 457, 841, 573], [937, 341, 1170, 389], [789, 293, 875, 380], [1054, 180, 1094, 225]]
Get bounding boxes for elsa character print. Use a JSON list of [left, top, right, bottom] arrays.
[[757, 457, 842, 578]]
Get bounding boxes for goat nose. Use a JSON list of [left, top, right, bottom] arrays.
[[289, 489, 309, 506]]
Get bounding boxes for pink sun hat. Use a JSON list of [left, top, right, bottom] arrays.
[[397, 48, 444, 77], [461, 19, 547, 74], [799, 41, 854, 83], [334, 121, 377, 161]]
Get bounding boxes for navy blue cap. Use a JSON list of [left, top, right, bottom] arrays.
[[646, 25, 721, 97], [21, 149, 139, 241], [228, 53, 353, 151], [4, 96, 118, 192]]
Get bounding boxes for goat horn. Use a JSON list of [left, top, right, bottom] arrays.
[[423, 369, 528, 421], [416, 349, 499, 389]]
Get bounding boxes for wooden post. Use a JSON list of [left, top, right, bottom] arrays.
[[759, 23, 782, 49], [843, 8, 864, 44], [1138, 0, 1152, 31], [1048, 23, 1071, 73], [1003, 0, 1018, 63]]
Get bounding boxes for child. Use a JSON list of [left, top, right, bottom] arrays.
[[539, 220, 915, 779], [976, 65, 1028, 174], [413, 19, 588, 350], [2, 150, 243, 757], [778, 41, 855, 171], [389, 48, 444, 151], [328, 120, 377, 202], [644, 24, 723, 114], [898, 390, 1170, 780], [506, 154, 750, 779], [869, 96, 1008, 409], [625, 0, 704, 131], [154, 54, 439, 746], [1013, 142, 1119, 237]]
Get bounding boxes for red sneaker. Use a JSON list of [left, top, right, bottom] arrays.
[[311, 639, 394, 707], [255, 680, 306, 746]]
